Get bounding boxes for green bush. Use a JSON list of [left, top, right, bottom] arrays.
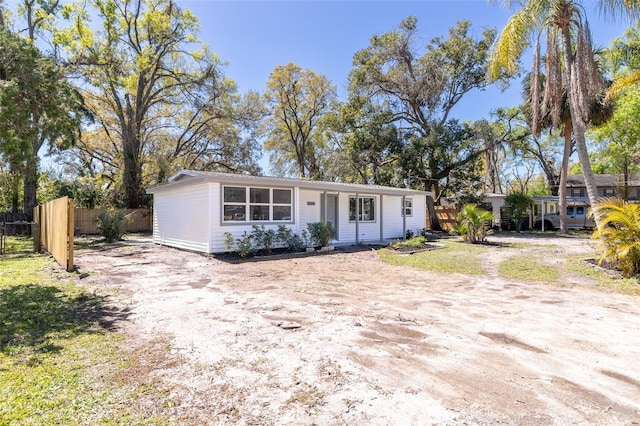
[[307, 222, 335, 247], [252, 225, 277, 254], [223, 231, 254, 258], [96, 210, 130, 243], [276, 225, 306, 252], [504, 192, 533, 232]]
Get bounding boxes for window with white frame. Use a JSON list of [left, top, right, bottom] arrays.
[[603, 188, 615, 196], [223, 186, 292, 222], [349, 196, 375, 222], [402, 198, 413, 217], [571, 188, 585, 197]]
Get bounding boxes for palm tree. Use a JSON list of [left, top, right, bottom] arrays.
[[591, 197, 640, 277], [488, 0, 639, 227], [457, 204, 495, 243]]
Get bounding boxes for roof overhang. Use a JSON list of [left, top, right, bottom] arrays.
[[147, 170, 433, 197]]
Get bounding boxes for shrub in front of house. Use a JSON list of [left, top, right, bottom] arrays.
[[223, 231, 254, 258], [252, 225, 277, 254], [307, 222, 335, 247], [276, 225, 306, 252], [222, 223, 335, 258]]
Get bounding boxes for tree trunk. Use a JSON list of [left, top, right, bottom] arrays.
[[561, 26, 601, 227], [123, 133, 143, 208], [558, 126, 571, 234], [623, 160, 629, 201], [23, 154, 38, 221], [425, 196, 442, 232]]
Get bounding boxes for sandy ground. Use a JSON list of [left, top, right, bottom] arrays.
[[75, 234, 640, 425]]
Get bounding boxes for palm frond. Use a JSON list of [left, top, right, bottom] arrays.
[[592, 197, 640, 276], [488, 7, 538, 79]]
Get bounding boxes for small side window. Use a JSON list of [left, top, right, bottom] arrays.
[[576, 206, 585, 215]]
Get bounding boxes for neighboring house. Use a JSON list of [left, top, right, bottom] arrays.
[[566, 173, 640, 200], [146, 170, 431, 254]]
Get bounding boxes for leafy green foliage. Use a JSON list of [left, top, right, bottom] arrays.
[[389, 236, 428, 249], [38, 174, 105, 208], [307, 222, 336, 247], [96, 210, 130, 243], [456, 204, 494, 243], [54, 0, 259, 208], [349, 18, 498, 200], [223, 231, 254, 258], [263, 63, 336, 179], [0, 28, 85, 217], [504, 192, 533, 232], [251, 225, 277, 254], [591, 197, 640, 277], [276, 225, 306, 252]]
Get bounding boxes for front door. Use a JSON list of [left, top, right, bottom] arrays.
[[326, 194, 338, 240]]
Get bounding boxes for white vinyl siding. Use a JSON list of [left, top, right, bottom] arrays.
[[381, 195, 425, 239], [149, 173, 429, 253], [152, 182, 211, 252], [298, 189, 321, 233]]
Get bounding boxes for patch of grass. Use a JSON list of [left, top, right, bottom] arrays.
[[1, 235, 34, 254], [0, 253, 172, 424], [378, 240, 487, 275], [566, 255, 640, 296], [389, 236, 428, 249], [498, 255, 559, 282]]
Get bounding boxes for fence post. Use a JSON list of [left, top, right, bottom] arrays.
[[33, 205, 41, 253], [67, 199, 74, 272]]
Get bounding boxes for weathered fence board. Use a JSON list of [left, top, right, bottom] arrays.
[[74, 208, 152, 234], [433, 206, 459, 231], [34, 197, 74, 271]]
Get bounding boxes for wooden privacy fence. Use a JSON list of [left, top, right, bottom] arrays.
[[34, 196, 74, 272], [425, 206, 460, 231], [74, 208, 152, 234]]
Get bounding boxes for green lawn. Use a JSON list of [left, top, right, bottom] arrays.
[[0, 238, 171, 425], [498, 255, 559, 282], [378, 239, 487, 276]]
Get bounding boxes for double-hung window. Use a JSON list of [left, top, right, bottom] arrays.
[[349, 196, 375, 222], [223, 186, 292, 222], [402, 198, 413, 217]]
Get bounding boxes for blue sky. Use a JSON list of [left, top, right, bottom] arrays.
[[181, 0, 632, 123]]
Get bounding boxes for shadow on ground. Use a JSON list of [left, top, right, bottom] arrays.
[[0, 283, 130, 356]]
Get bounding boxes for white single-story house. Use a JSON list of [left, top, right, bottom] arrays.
[[146, 170, 432, 253]]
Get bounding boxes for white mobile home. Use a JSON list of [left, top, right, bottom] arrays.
[[147, 171, 431, 254]]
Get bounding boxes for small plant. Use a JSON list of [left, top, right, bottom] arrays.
[[450, 222, 468, 236], [307, 222, 335, 247], [418, 228, 430, 238], [276, 225, 306, 252], [405, 229, 414, 240], [236, 232, 254, 258], [252, 225, 277, 254], [456, 204, 494, 243], [222, 231, 254, 258], [390, 236, 427, 249], [223, 232, 236, 251], [300, 229, 312, 248], [96, 209, 130, 243]]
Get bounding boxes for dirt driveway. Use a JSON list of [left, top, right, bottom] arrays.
[[75, 234, 640, 425]]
